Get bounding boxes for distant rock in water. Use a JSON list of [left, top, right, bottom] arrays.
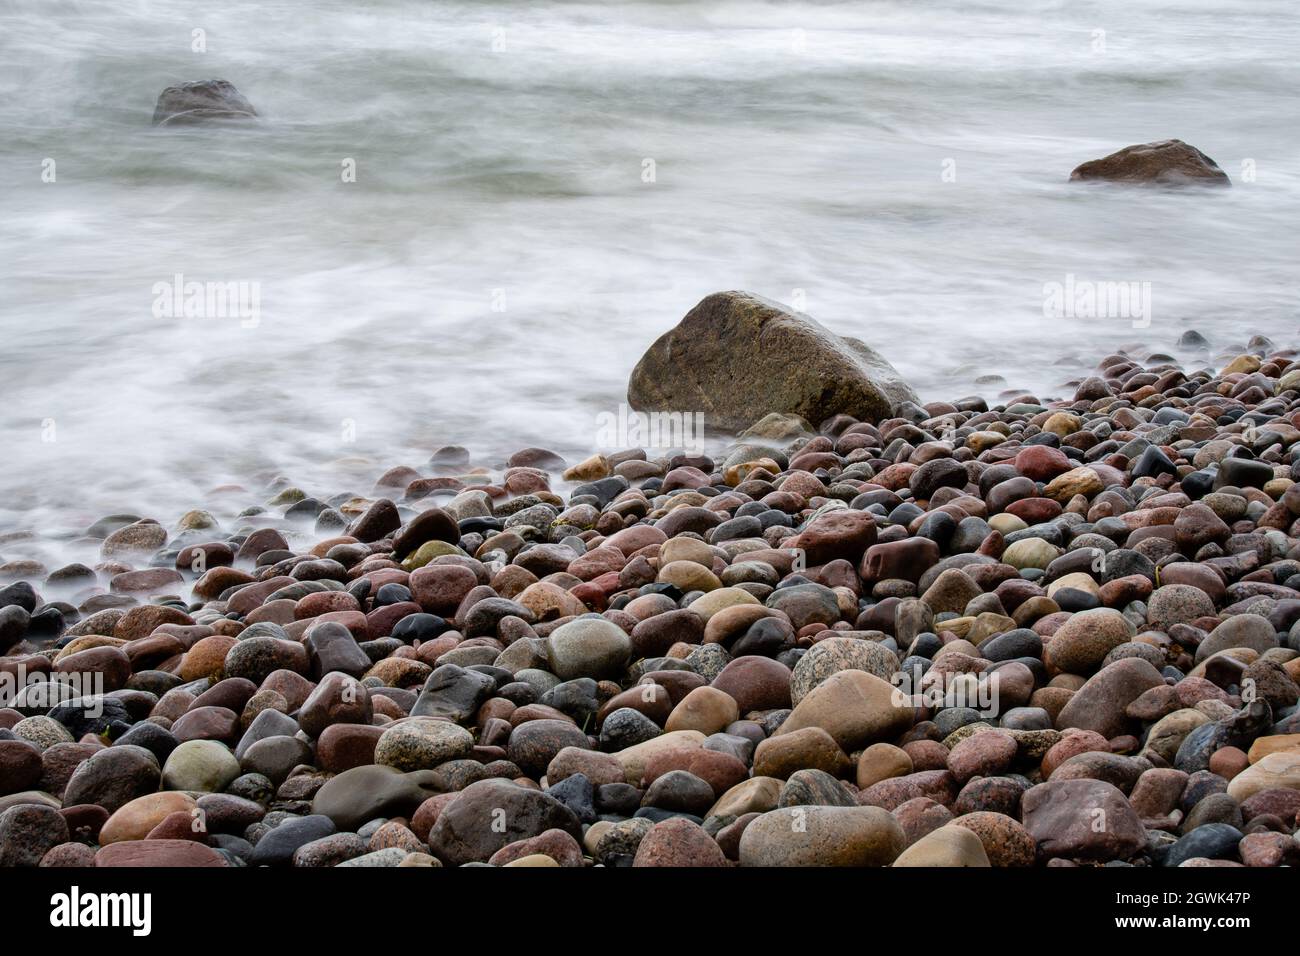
[[1069, 139, 1230, 186], [627, 291, 919, 432], [152, 79, 258, 127]]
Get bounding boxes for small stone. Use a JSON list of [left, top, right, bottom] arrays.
[[1045, 608, 1136, 675], [374, 718, 474, 772], [892, 823, 991, 866], [1022, 779, 1145, 862], [488, 828, 585, 867], [95, 839, 227, 867], [0, 804, 69, 867], [506, 719, 590, 779], [632, 818, 728, 867], [427, 778, 582, 866], [777, 669, 913, 751], [250, 815, 338, 867], [947, 731, 1018, 783], [162, 740, 241, 792], [99, 792, 197, 844], [311, 764, 440, 831], [777, 768, 857, 808], [61, 745, 160, 812], [753, 727, 849, 780], [1147, 584, 1217, 632], [857, 743, 913, 790], [298, 672, 372, 738], [789, 637, 898, 704], [1226, 752, 1300, 802], [547, 618, 633, 681], [292, 833, 367, 868], [738, 806, 906, 867], [951, 811, 1036, 867], [664, 686, 739, 736], [1056, 658, 1165, 740]]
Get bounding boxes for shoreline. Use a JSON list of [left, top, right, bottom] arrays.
[[2, 340, 1299, 869]]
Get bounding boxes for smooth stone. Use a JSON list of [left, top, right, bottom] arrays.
[[789, 637, 898, 705], [250, 814, 338, 867], [547, 618, 633, 681], [1022, 779, 1145, 862], [162, 740, 241, 792], [892, 823, 991, 867], [738, 806, 906, 867], [427, 778, 582, 866], [374, 718, 475, 772], [777, 669, 914, 751], [311, 764, 440, 831]]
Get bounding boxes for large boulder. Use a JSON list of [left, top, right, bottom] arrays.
[[152, 79, 258, 127], [1069, 139, 1230, 186], [627, 291, 918, 431]]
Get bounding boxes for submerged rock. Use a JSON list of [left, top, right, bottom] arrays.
[[1069, 139, 1230, 186], [152, 79, 258, 127]]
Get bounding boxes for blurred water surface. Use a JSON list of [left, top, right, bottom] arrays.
[[0, 0, 1297, 544]]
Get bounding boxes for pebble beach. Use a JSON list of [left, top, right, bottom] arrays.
[[4, 293, 1300, 869], [2, 0, 1298, 890]]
